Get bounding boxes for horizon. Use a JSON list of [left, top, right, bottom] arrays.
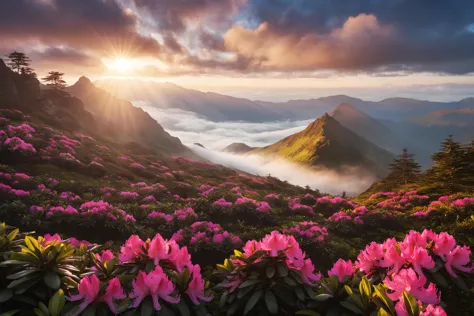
[[2, 0, 474, 102]]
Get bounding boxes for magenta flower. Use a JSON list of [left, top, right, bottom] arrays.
[[261, 231, 288, 257], [420, 304, 447, 316], [445, 245, 473, 277], [99, 277, 125, 314], [328, 259, 354, 282], [67, 274, 100, 315], [130, 267, 180, 311], [168, 244, 192, 273], [119, 235, 145, 263], [186, 264, 213, 305], [148, 234, 171, 265], [432, 232, 456, 259], [384, 268, 439, 304]]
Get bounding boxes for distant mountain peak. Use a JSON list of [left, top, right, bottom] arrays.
[[73, 76, 93, 88]]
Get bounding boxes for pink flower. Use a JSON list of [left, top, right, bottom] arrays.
[[401, 244, 435, 275], [148, 234, 171, 265], [445, 245, 473, 277], [256, 201, 272, 213], [100, 277, 125, 314], [432, 232, 456, 259], [243, 240, 261, 257], [186, 264, 213, 305], [130, 267, 180, 311], [328, 259, 354, 282], [119, 235, 145, 263], [420, 304, 447, 316], [67, 274, 100, 315], [168, 245, 191, 273], [261, 231, 288, 257], [95, 250, 115, 263], [384, 269, 439, 304], [395, 300, 410, 316], [299, 258, 322, 284]]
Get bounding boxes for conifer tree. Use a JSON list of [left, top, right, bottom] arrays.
[[386, 148, 421, 185], [5, 51, 31, 73], [41, 71, 66, 90], [429, 135, 469, 191]]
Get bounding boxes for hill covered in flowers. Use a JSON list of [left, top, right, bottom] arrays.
[[1, 103, 474, 315]]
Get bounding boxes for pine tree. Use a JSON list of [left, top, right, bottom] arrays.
[[41, 71, 66, 90], [5, 51, 31, 73], [386, 148, 421, 185], [429, 135, 469, 191]]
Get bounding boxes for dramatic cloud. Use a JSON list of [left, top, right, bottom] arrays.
[[2, 0, 474, 76], [190, 145, 375, 195], [0, 0, 162, 57], [224, 14, 396, 71]]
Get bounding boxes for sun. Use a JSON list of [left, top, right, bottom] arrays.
[[106, 58, 134, 73]]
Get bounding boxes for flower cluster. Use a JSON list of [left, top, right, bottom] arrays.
[[283, 221, 328, 242], [172, 221, 242, 246], [376, 191, 429, 211]]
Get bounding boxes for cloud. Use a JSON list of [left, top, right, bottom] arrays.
[[224, 14, 396, 71], [0, 0, 162, 57], [135, 104, 311, 149], [189, 145, 375, 195]]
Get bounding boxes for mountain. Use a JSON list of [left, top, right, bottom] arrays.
[[329, 103, 432, 166], [67, 77, 191, 157], [223, 142, 255, 154], [96, 78, 474, 124], [413, 108, 474, 127], [95, 78, 282, 122], [252, 114, 395, 175]]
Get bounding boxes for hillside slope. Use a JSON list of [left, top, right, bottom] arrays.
[[252, 114, 394, 175], [67, 77, 192, 157]]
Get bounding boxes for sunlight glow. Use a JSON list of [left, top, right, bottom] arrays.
[[105, 58, 134, 73]]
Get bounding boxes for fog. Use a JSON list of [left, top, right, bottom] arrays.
[[189, 145, 375, 196], [137, 103, 312, 150], [138, 104, 375, 195]]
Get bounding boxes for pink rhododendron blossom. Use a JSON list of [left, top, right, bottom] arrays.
[[67, 274, 100, 314], [328, 259, 354, 281], [186, 264, 213, 305], [384, 268, 439, 304], [130, 267, 180, 311], [100, 277, 125, 314], [261, 231, 288, 257], [119, 235, 146, 263], [444, 245, 473, 277], [148, 234, 171, 265]]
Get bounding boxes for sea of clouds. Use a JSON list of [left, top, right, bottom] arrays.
[[138, 103, 375, 195]]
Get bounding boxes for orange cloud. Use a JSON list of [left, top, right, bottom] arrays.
[[224, 14, 396, 71]]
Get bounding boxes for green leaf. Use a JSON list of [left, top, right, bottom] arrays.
[[48, 289, 65, 316], [450, 274, 470, 291], [283, 277, 296, 286], [276, 262, 288, 277], [238, 285, 255, 299], [294, 286, 305, 301], [431, 272, 448, 288], [340, 301, 364, 315], [82, 304, 97, 316], [7, 228, 19, 241], [44, 272, 61, 290], [239, 279, 260, 289], [176, 300, 190, 316], [220, 291, 229, 309], [266, 265, 276, 279], [344, 285, 353, 296], [402, 292, 419, 316], [141, 299, 153, 316], [226, 301, 241, 316], [0, 288, 13, 303], [7, 269, 39, 280], [359, 277, 373, 297], [313, 294, 333, 302], [373, 285, 395, 314], [244, 290, 263, 315], [265, 291, 278, 315], [377, 308, 390, 316], [34, 308, 49, 316], [0, 310, 20, 316], [296, 311, 321, 316], [38, 302, 49, 315]]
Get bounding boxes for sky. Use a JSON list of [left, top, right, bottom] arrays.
[[2, 0, 474, 101]]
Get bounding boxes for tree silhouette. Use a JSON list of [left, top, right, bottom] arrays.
[[386, 148, 421, 185], [42, 71, 66, 90], [21, 66, 37, 78], [428, 135, 469, 191], [5, 51, 31, 73]]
